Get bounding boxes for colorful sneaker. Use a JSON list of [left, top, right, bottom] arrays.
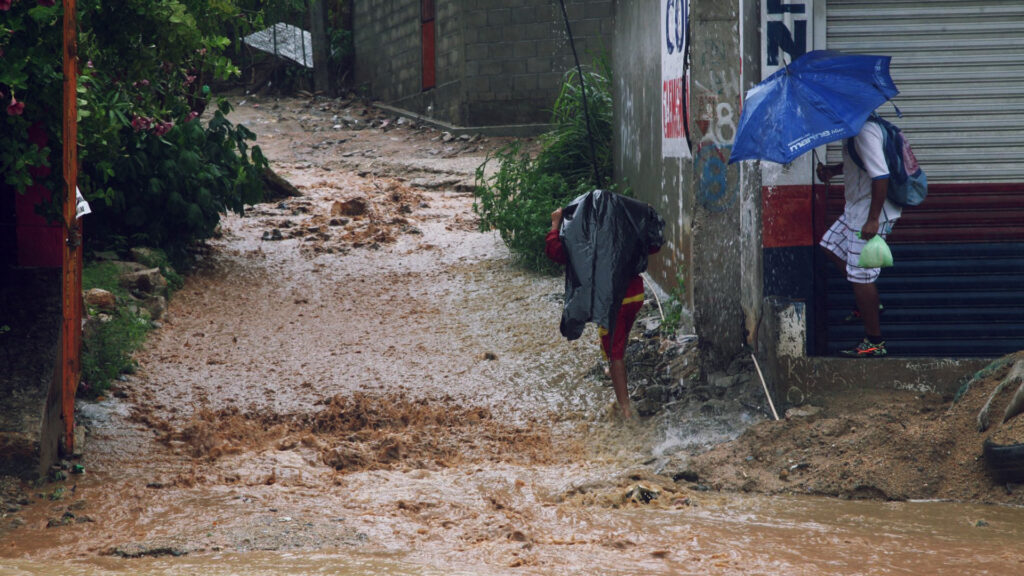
[[841, 338, 887, 358], [843, 304, 885, 324]]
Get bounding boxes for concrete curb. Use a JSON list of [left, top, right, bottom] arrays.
[[373, 102, 552, 139]]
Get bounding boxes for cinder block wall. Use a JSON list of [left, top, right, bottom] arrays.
[[461, 0, 613, 126], [353, 0, 613, 127], [352, 0, 421, 99]]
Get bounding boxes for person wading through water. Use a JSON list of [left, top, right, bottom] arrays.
[[546, 190, 664, 418]]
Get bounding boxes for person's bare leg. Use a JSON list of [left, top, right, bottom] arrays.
[[823, 248, 846, 275], [852, 282, 881, 338], [609, 359, 632, 419]]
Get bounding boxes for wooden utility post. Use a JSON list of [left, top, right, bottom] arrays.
[[309, 0, 332, 95], [61, 0, 82, 456]]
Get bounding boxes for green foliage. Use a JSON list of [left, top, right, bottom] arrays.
[[473, 55, 615, 272], [474, 142, 580, 272], [80, 261, 151, 397], [3, 0, 266, 266], [80, 307, 150, 397], [660, 272, 687, 338], [82, 100, 267, 265], [0, 1, 63, 193], [535, 55, 614, 186]]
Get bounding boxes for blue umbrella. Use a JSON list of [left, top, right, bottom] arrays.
[[728, 50, 899, 165]]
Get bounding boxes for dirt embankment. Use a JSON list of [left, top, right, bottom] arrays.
[[689, 353, 1024, 505]]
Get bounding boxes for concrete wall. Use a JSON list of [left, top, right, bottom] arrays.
[[352, 0, 423, 102], [613, 0, 755, 369], [689, 0, 746, 368], [612, 0, 694, 320], [353, 0, 613, 127]]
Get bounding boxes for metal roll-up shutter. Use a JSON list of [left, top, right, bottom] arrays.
[[815, 1, 1024, 357], [825, 0, 1024, 182]]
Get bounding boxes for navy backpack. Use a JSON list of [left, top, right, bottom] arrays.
[[848, 115, 928, 207]]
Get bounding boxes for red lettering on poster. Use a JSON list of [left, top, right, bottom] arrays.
[[662, 77, 688, 139]]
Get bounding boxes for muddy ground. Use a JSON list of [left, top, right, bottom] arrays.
[[2, 94, 1024, 574]]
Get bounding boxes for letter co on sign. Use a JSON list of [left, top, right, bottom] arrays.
[[761, 0, 813, 78], [661, 0, 691, 158]]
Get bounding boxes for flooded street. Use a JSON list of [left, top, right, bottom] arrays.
[[3, 97, 1024, 575]]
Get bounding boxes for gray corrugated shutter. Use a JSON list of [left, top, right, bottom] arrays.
[[825, 0, 1024, 183]]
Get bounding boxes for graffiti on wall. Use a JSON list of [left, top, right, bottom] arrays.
[[661, 0, 691, 159], [694, 57, 740, 211], [695, 141, 732, 212]]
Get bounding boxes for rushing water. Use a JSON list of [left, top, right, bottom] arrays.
[[4, 102, 1023, 576], [4, 492, 1023, 575]]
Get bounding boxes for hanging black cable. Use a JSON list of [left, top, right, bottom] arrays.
[[682, 8, 692, 152], [556, 0, 602, 187]]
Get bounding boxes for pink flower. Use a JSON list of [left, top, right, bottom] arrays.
[[185, 111, 200, 122], [7, 96, 24, 116], [184, 75, 196, 86], [130, 115, 151, 132], [0, 0, 12, 11], [152, 121, 174, 136]]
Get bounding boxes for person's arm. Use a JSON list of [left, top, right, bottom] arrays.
[[544, 207, 568, 265], [861, 177, 888, 240]]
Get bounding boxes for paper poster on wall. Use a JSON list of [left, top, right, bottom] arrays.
[[661, 0, 690, 159]]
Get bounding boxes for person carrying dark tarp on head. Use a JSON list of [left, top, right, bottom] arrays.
[[545, 189, 665, 419]]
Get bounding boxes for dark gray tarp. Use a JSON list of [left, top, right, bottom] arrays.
[[558, 189, 664, 341]]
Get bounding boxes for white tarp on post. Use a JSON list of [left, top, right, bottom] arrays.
[[244, 23, 314, 69]]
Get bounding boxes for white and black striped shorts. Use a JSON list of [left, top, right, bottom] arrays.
[[819, 214, 896, 284]]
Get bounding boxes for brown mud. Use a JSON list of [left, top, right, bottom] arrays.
[[3, 95, 1024, 575], [691, 353, 1024, 504]]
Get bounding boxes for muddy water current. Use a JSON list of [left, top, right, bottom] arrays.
[[4, 104, 1024, 575]]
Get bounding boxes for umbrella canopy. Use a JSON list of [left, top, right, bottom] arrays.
[[728, 50, 899, 165]]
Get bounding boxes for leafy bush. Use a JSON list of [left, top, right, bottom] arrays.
[[473, 56, 615, 272], [82, 100, 267, 265], [2, 0, 267, 268], [535, 55, 614, 186], [474, 142, 579, 272]]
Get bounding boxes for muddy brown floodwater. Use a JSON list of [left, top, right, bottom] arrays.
[[3, 96, 1024, 575]]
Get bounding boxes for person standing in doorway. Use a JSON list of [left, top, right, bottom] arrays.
[[817, 116, 901, 357]]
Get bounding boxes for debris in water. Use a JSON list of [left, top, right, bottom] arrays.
[[623, 484, 660, 504]]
